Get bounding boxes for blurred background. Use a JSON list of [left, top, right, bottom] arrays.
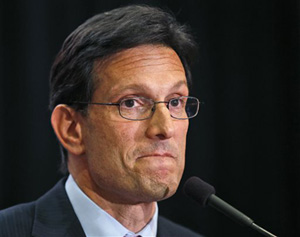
[[0, 0, 299, 236]]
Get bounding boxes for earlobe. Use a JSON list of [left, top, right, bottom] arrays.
[[51, 105, 85, 156]]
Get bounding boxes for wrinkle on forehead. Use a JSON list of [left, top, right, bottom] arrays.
[[94, 45, 185, 76], [107, 79, 188, 99]]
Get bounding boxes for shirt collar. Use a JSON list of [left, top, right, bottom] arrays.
[[65, 175, 158, 237]]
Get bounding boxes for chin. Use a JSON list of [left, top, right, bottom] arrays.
[[139, 176, 180, 202]]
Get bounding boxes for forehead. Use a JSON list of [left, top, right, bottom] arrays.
[[92, 45, 187, 99]]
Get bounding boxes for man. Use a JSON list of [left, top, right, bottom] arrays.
[[0, 5, 202, 237]]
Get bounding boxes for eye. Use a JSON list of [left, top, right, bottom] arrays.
[[123, 99, 135, 108], [120, 97, 146, 109], [169, 97, 184, 108]]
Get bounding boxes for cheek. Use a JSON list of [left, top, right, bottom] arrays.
[[177, 121, 188, 169], [84, 123, 134, 184], [84, 119, 142, 166], [176, 120, 189, 147]]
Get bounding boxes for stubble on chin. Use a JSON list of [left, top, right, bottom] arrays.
[[134, 173, 180, 203]]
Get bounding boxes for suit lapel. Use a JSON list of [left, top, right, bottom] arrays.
[[157, 216, 167, 237], [32, 178, 85, 237]]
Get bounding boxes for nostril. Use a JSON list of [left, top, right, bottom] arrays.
[[156, 134, 167, 140]]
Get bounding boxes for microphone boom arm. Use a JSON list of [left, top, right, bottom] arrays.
[[208, 195, 277, 237]]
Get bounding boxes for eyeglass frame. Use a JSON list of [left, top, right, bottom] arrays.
[[72, 96, 201, 121]]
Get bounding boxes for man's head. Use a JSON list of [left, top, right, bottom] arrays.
[[50, 5, 198, 203]]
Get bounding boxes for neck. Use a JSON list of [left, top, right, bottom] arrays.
[[93, 198, 156, 233], [69, 163, 156, 233]]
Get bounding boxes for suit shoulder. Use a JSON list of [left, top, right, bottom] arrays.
[[158, 216, 204, 237], [0, 202, 35, 236]]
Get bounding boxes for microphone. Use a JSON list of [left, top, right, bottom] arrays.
[[183, 176, 277, 237]]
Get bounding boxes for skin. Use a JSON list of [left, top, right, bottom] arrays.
[[52, 45, 189, 232]]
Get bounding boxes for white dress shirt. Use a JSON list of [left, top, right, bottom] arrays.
[[65, 175, 158, 237]]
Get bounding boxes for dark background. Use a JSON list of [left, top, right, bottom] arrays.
[[0, 0, 299, 236]]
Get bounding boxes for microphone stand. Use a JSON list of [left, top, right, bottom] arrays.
[[251, 223, 277, 237], [208, 195, 277, 237]]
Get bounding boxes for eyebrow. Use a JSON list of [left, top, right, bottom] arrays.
[[109, 79, 188, 98]]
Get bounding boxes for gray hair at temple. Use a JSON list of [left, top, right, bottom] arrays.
[[49, 4, 198, 173]]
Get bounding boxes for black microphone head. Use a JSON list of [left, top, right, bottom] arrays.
[[183, 176, 216, 207]]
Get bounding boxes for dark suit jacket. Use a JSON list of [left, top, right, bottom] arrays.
[[0, 178, 202, 237]]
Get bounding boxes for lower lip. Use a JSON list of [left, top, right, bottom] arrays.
[[138, 155, 174, 159], [137, 155, 176, 170]]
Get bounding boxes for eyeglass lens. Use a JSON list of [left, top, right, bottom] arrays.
[[119, 96, 199, 120]]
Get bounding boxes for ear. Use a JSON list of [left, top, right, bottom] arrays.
[[51, 105, 85, 156]]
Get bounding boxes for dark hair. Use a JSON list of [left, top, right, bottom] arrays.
[[49, 5, 198, 173]]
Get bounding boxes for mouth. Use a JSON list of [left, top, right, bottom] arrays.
[[135, 151, 179, 176], [137, 152, 175, 159]]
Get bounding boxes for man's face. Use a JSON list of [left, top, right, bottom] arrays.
[[80, 45, 189, 204]]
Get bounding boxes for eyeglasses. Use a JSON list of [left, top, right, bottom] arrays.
[[74, 96, 201, 121]]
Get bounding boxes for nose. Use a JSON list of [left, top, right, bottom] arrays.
[[145, 103, 175, 140]]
